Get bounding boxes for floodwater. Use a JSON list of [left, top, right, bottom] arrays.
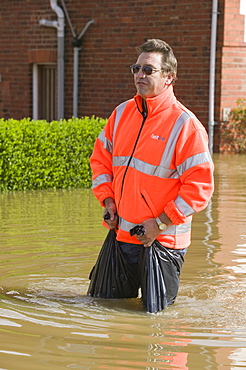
[[0, 153, 246, 370]]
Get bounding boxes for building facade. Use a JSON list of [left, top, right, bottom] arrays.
[[0, 0, 246, 152]]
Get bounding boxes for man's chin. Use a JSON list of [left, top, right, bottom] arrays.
[[137, 89, 148, 99]]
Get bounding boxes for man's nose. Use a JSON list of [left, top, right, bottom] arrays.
[[137, 68, 146, 78]]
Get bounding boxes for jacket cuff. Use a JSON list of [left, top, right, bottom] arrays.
[[164, 200, 187, 225], [98, 193, 115, 207]]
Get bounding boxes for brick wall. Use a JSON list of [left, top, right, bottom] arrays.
[[65, 0, 215, 126], [0, 1, 57, 119], [220, 0, 246, 111], [0, 0, 216, 126], [1, 0, 245, 150], [3, 0, 245, 153], [213, 0, 246, 152]]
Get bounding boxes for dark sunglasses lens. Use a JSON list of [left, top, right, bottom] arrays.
[[142, 66, 153, 75], [131, 65, 140, 74], [131, 65, 154, 75]]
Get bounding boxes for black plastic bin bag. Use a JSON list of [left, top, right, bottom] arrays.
[[87, 228, 185, 314], [139, 240, 185, 313], [87, 229, 139, 299]]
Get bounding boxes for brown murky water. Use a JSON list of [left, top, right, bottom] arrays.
[[0, 153, 246, 370]]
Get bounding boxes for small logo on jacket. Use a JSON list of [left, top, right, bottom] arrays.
[[151, 133, 165, 141]]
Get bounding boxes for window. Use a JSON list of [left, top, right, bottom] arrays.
[[33, 63, 57, 121]]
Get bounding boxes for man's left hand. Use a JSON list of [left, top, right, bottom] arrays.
[[135, 218, 160, 247]]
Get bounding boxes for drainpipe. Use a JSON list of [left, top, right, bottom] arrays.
[[39, 0, 65, 120], [72, 20, 94, 118], [208, 0, 218, 154], [72, 43, 81, 118]]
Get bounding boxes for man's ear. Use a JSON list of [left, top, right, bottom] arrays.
[[165, 72, 175, 85]]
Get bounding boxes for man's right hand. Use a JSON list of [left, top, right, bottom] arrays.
[[103, 197, 118, 229]]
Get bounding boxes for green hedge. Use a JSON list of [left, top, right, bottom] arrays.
[[0, 116, 106, 191]]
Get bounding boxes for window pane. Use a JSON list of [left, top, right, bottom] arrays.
[[38, 64, 57, 121]]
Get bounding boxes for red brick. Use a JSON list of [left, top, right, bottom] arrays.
[[0, 0, 246, 152]]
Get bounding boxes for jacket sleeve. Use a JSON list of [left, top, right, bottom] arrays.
[[90, 111, 116, 206], [164, 118, 214, 225]]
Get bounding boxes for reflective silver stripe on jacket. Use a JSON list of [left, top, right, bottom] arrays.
[[92, 103, 129, 189], [177, 152, 213, 176], [175, 195, 195, 216], [98, 130, 112, 153], [112, 110, 214, 179], [92, 173, 113, 189], [160, 111, 192, 169], [113, 101, 128, 142], [97, 101, 129, 155], [119, 216, 191, 235], [113, 156, 178, 178], [113, 151, 212, 179]]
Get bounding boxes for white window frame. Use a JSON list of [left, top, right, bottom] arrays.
[[32, 63, 57, 121]]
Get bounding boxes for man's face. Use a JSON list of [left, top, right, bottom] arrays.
[[133, 52, 172, 99]]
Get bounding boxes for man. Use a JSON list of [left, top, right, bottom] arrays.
[[90, 39, 214, 311]]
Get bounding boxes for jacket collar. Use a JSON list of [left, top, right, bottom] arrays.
[[134, 85, 177, 116]]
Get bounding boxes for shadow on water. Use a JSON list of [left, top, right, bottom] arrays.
[[0, 154, 246, 369]]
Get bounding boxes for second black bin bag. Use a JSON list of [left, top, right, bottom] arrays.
[[87, 228, 185, 313]]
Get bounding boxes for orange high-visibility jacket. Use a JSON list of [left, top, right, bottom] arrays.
[[90, 85, 214, 249]]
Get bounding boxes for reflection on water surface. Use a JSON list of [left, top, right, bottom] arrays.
[[0, 154, 246, 369]]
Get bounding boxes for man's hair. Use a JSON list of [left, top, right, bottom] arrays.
[[136, 39, 177, 79]]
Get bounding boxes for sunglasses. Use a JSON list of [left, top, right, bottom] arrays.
[[130, 64, 163, 76]]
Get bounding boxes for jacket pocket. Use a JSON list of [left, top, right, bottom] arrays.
[[140, 189, 159, 217]]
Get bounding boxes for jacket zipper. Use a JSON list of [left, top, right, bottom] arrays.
[[119, 107, 148, 205]]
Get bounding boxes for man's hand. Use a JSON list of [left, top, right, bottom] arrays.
[[103, 197, 118, 229], [135, 213, 171, 247], [135, 218, 160, 247]]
